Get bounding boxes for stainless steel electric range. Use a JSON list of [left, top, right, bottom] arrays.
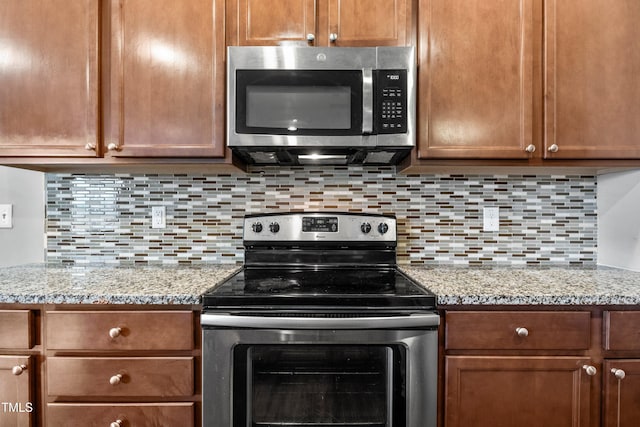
[[201, 212, 439, 427]]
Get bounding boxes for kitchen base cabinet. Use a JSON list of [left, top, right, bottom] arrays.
[[443, 310, 598, 427], [0, 356, 33, 427], [603, 311, 640, 427], [45, 307, 199, 426], [603, 360, 640, 427], [0, 309, 36, 427], [445, 356, 592, 427], [47, 402, 194, 427]]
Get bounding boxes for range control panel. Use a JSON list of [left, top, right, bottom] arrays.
[[374, 70, 407, 134], [244, 213, 396, 243]]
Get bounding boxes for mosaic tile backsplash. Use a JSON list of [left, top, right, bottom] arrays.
[[46, 169, 597, 266]]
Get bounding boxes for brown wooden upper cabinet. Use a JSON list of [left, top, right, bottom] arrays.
[[106, 0, 226, 157], [544, 0, 640, 159], [227, 0, 413, 47], [417, 0, 534, 159], [0, 0, 100, 157]]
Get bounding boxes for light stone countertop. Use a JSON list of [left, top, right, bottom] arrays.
[[3, 264, 640, 306], [0, 264, 241, 305], [400, 266, 640, 306]]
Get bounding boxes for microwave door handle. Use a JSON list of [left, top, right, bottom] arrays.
[[362, 69, 374, 134]]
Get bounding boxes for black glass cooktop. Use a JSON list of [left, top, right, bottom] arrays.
[[202, 268, 436, 310]]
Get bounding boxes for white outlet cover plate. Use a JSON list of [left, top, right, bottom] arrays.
[[0, 204, 12, 228], [483, 206, 499, 232], [152, 206, 166, 229]]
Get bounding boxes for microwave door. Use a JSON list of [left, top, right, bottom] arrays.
[[362, 69, 374, 135]]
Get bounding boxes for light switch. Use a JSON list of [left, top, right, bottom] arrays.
[[0, 204, 12, 228]]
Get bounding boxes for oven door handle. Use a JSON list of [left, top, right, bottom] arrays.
[[201, 313, 440, 329]]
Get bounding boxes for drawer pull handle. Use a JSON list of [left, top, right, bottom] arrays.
[[515, 327, 529, 337], [109, 327, 122, 339], [583, 365, 597, 376], [11, 365, 27, 376], [611, 368, 626, 380], [110, 420, 123, 427], [109, 374, 123, 385]]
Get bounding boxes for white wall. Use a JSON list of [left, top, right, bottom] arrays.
[[0, 166, 45, 267], [598, 170, 640, 271]]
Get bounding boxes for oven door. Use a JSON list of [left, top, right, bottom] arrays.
[[201, 313, 439, 427]]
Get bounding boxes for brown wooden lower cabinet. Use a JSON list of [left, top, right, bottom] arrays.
[[0, 355, 33, 427], [445, 356, 593, 427], [603, 359, 640, 427], [46, 402, 194, 427], [44, 306, 200, 427], [47, 357, 194, 397]]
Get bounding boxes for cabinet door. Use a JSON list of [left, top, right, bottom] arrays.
[[228, 0, 317, 46], [0, 0, 99, 157], [108, 0, 225, 157], [604, 360, 640, 427], [417, 0, 533, 159], [445, 356, 592, 427], [319, 0, 411, 47], [544, 1, 640, 159], [0, 356, 33, 427]]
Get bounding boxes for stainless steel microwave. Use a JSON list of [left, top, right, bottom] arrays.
[[227, 46, 416, 166]]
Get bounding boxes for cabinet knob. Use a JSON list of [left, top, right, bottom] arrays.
[[306, 33, 315, 42], [109, 327, 122, 339], [515, 327, 529, 337], [107, 142, 121, 152], [85, 142, 96, 151], [548, 143, 559, 153], [582, 365, 597, 376], [329, 33, 338, 43], [525, 144, 536, 153], [11, 365, 27, 376], [611, 368, 626, 380], [109, 374, 123, 385], [110, 420, 123, 427]]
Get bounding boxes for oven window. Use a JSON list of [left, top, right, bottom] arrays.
[[235, 70, 363, 136], [234, 345, 405, 427]]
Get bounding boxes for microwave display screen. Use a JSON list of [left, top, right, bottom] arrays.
[[247, 85, 351, 130]]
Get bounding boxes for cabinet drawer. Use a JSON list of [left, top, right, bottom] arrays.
[[446, 311, 591, 350], [0, 310, 32, 349], [604, 311, 640, 351], [47, 357, 194, 397], [46, 311, 193, 350], [47, 403, 194, 427]]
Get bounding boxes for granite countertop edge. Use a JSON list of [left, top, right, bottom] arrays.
[[400, 266, 640, 306], [0, 264, 242, 305]]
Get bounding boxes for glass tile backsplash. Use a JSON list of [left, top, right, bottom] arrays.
[[46, 168, 597, 266]]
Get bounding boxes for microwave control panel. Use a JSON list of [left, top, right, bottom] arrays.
[[374, 70, 408, 134]]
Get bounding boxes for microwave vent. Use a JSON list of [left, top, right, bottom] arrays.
[[364, 151, 396, 164], [249, 152, 279, 164]]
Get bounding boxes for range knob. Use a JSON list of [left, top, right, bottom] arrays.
[[378, 222, 389, 235], [269, 222, 280, 233], [252, 222, 263, 233], [361, 223, 372, 234]]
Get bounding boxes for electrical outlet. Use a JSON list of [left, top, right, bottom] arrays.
[[151, 206, 166, 229], [483, 206, 499, 232], [0, 204, 12, 228]]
